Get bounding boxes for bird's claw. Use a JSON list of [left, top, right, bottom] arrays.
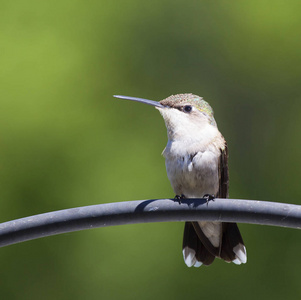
[[174, 194, 186, 204], [203, 194, 215, 206]]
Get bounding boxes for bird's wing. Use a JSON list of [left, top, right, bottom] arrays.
[[218, 142, 247, 264], [218, 142, 229, 198]]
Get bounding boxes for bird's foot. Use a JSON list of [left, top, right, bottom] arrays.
[[203, 194, 215, 206], [174, 194, 186, 204]]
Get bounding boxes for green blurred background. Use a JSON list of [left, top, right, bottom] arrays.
[[0, 0, 301, 299]]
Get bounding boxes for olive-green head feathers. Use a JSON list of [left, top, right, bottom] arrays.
[[160, 93, 216, 126]]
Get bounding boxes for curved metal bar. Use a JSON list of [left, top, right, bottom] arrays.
[[0, 198, 300, 248]]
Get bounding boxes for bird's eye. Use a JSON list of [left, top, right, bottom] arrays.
[[183, 105, 192, 113]]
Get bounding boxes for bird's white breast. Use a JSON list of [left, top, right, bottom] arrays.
[[162, 123, 224, 198]]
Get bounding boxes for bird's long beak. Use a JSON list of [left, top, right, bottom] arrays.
[[114, 95, 165, 108]]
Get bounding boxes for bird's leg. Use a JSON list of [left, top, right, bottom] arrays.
[[203, 194, 215, 206], [174, 194, 186, 204]]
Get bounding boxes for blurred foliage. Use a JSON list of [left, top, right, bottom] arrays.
[[0, 0, 301, 299]]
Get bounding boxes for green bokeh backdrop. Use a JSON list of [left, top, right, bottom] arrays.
[[1, 1, 301, 299]]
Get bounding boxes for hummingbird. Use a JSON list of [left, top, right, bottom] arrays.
[[114, 93, 247, 267]]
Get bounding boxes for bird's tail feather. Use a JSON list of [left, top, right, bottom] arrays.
[[182, 221, 247, 267], [182, 222, 215, 267]]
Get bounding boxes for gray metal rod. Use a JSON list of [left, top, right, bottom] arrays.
[[0, 198, 300, 248]]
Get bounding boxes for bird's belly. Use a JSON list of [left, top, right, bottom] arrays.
[[165, 151, 219, 198]]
